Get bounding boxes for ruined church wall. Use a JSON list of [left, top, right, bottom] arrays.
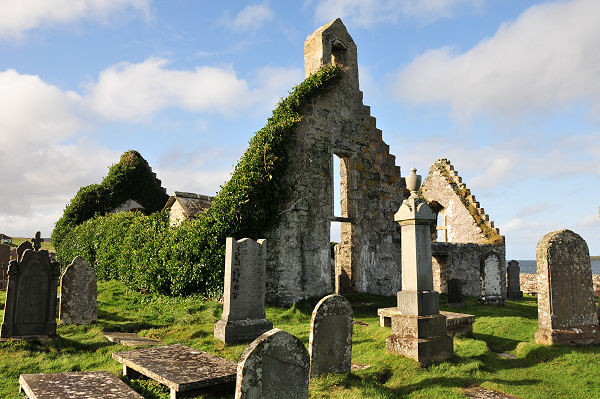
[[264, 75, 403, 304], [432, 242, 506, 298], [422, 169, 487, 243]]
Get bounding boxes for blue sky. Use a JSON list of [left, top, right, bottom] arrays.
[[0, 0, 598, 259]]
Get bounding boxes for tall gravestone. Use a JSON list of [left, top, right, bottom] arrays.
[[507, 260, 523, 299], [59, 256, 97, 325], [535, 229, 600, 345], [386, 168, 453, 366], [309, 294, 353, 377], [479, 251, 506, 305], [1, 234, 60, 339], [235, 329, 309, 399], [447, 279, 464, 308], [214, 238, 272, 344]]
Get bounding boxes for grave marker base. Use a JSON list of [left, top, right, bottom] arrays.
[[534, 326, 600, 346], [214, 318, 272, 344]]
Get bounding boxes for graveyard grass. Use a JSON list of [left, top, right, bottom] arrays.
[[1, 282, 600, 398]]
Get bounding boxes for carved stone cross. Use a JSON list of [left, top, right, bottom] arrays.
[[31, 231, 44, 251]]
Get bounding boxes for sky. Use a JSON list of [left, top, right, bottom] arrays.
[[0, 0, 598, 260]]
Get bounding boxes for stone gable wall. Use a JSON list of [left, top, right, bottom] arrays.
[[264, 19, 404, 304]]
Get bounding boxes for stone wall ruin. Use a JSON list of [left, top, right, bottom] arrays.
[[264, 19, 404, 304]]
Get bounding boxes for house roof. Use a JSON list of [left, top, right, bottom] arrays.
[[0, 234, 11, 239], [163, 191, 213, 219]]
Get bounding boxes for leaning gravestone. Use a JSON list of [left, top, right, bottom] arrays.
[[535, 229, 600, 345], [309, 294, 353, 377], [447, 278, 464, 308], [236, 329, 310, 399], [60, 256, 97, 325], [479, 251, 505, 304], [507, 260, 523, 299], [0, 243, 61, 338], [214, 237, 272, 344]]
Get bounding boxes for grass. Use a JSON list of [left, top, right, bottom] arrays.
[[9, 237, 55, 252], [1, 282, 600, 398]]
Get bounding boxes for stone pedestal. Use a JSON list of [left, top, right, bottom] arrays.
[[385, 313, 453, 366], [386, 169, 453, 366]]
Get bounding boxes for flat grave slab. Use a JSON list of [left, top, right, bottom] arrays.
[[19, 371, 144, 399], [113, 343, 237, 399], [103, 331, 161, 347], [463, 385, 521, 399], [377, 307, 475, 336]]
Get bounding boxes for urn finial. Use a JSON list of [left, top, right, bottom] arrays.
[[405, 168, 422, 197]]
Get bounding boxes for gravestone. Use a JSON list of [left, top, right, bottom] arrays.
[[507, 260, 523, 299], [309, 294, 353, 377], [236, 329, 309, 399], [113, 344, 237, 399], [1, 242, 60, 339], [447, 278, 464, 308], [59, 256, 97, 325], [386, 168, 453, 366], [535, 229, 600, 345], [479, 251, 505, 304], [20, 371, 144, 398], [214, 237, 272, 344], [16, 240, 33, 261]]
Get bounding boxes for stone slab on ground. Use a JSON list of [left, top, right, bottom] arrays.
[[113, 343, 237, 399], [19, 371, 144, 399], [377, 307, 475, 336], [103, 332, 161, 347], [463, 385, 521, 399]]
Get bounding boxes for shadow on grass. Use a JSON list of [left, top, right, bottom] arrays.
[[20, 335, 115, 353], [98, 310, 168, 332], [471, 333, 523, 353]]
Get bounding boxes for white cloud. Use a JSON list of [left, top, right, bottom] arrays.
[[219, 3, 274, 32], [392, 0, 600, 122], [0, 0, 151, 38], [86, 58, 302, 121], [86, 58, 254, 121], [311, 0, 482, 27], [0, 70, 119, 236]]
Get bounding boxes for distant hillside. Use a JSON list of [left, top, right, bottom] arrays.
[[592, 256, 600, 261]]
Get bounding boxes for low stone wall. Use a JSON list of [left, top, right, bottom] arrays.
[[520, 273, 600, 296], [431, 242, 506, 298]]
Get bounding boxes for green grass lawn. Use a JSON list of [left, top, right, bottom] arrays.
[[1, 282, 600, 398]]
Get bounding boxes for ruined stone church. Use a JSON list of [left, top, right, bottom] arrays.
[[263, 19, 506, 304]]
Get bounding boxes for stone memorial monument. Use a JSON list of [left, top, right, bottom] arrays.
[[507, 260, 523, 299], [16, 240, 33, 261], [59, 256, 97, 325], [386, 168, 453, 366], [1, 232, 61, 339], [309, 294, 353, 377], [479, 251, 506, 304], [534, 229, 600, 345], [235, 329, 310, 399], [214, 237, 272, 344], [447, 278, 464, 308]]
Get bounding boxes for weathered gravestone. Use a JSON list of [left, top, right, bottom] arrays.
[[59, 256, 97, 325], [447, 278, 464, 308], [386, 168, 453, 366], [479, 251, 505, 305], [507, 260, 523, 299], [1, 241, 60, 339], [214, 237, 272, 344], [309, 294, 353, 377], [535, 229, 600, 345], [17, 240, 33, 261], [20, 371, 144, 398], [236, 329, 310, 399]]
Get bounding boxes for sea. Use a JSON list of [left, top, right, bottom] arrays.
[[513, 260, 600, 275]]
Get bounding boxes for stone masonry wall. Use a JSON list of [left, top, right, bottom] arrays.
[[422, 159, 502, 244], [520, 273, 600, 296], [432, 242, 506, 298], [264, 19, 404, 304]]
